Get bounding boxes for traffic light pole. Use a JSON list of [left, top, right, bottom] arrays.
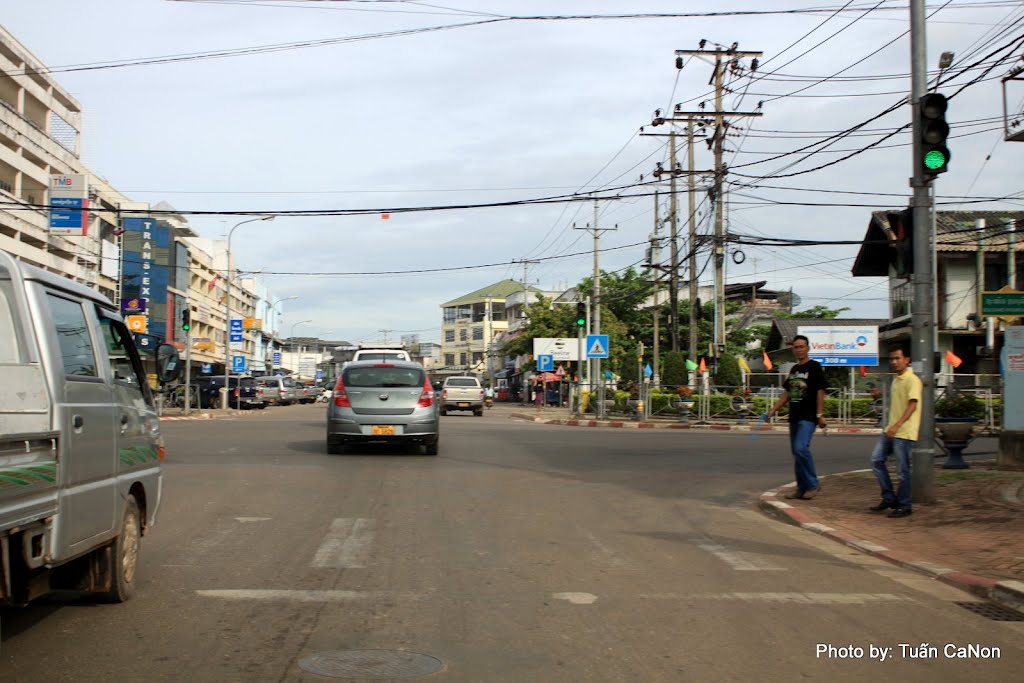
[[184, 329, 192, 415], [910, 0, 936, 504]]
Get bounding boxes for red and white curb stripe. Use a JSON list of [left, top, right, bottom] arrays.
[[758, 472, 1024, 614], [511, 413, 880, 433]]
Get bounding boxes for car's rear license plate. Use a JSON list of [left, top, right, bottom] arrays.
[[458, 402, 469, 408], [372, 425, 396, 436]]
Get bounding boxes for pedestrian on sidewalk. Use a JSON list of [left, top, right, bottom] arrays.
[[765, 335, 827, 500], [869, 345, 921, 518], [534, 376, 544, 410]]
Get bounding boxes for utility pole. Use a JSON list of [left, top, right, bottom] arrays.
[[668, 46, 763, 370], [910, 0, 937, 504], [687, 117, 700, 374], [575, 204, 616, 418], [512, 258, 539, 398], [651, 190, 661, 386]]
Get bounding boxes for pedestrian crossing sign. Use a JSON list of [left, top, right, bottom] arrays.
[[586, 334, 609, 358]]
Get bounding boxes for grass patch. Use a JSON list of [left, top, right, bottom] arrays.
[[935, 470, 1002, 484]]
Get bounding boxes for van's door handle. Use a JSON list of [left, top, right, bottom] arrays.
[[120, 415, 129, 434], [72, 415, 84, 429]]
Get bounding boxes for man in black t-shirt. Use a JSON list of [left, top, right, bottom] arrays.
[[766, 335, 827, 499]]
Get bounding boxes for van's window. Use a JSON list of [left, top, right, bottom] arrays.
[[344, 366, 424, 388], [98, 315, 145, 390], [0, 276, 24, 363], [445, 378, 479, 387], [356, 351, 406, 363], [46, 294, 98, 378]]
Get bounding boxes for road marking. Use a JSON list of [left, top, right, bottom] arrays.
[[235, 517, 271, 523], [581, 529, 634, 570], [638, 593, 910, 604], [697, 543, 783, 571], [197, 589, 408, 602], [552, 592, 598, 604], [311, 517, 376, 568]]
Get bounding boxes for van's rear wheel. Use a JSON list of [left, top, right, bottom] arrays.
[[98, 495, 140, 603]]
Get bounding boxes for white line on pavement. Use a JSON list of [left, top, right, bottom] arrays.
[[697, 543, 784, 571], [311, 517, 377, 568], [196, 590, 410, 602], [638, 592, 910, 604]]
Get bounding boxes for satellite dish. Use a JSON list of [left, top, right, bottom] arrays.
[[791, 294, 803, 307]]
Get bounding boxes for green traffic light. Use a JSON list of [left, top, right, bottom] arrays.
[[923, 149, 947, 170], [576, 318, 585, 326]]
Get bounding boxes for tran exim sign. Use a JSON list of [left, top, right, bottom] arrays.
[[797, 326, 879, 366]]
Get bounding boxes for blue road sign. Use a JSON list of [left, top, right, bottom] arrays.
[[231, 355, 246, 373], [537, 354, 554, 372], [48, 197, 85, 230], [230, 319, 243, 332], [586, 335, 609, 358], [644, 363, 653, 378], [272, 351, 282, 367], [230, 332, 243, 343], [201, 363, 212, 374]]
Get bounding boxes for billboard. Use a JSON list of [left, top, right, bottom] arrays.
[[48, 174, 89, 235], [798, 326, 879, 366], [532, 337, 581, 361], [121, 217, 171, 347]]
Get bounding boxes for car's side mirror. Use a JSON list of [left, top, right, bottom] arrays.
[[156, 343, 182, 384]]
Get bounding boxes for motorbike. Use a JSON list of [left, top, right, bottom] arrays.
[[484, 396, 494, 409], [317, 388, 333, 403]]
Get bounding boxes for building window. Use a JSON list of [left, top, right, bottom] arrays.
[[459, 353, 467, 366], [891, 280, 911, 320], [445, 329, 455, 343], [445, 353, 455, 367], [460, 329, 467, 341], [472, 327, 483, 340]]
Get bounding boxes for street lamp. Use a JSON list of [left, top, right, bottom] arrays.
[[223, 215, 275, 409], [267, 295, 298, 370]]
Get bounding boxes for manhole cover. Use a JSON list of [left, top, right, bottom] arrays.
[[955, 601, 1024, 622], [298, 649, 445, 679]]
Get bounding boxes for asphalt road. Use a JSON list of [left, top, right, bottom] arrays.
[[2, 405, 1021, 682]]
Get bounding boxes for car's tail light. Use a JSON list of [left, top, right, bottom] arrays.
[[333, 377, 351, 407], [373, 363, 395, 368], [442, 389, 448, 399], [257, 387, 264, 397], [418, 377, 434, 407], [233, 388, 239, 397], [279, 388, 286, 397], [479, 389, 484, 399]]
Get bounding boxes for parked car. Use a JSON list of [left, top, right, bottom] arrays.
[[253, 375, 302, 405], [441, 376, 484, 416], [192, 376, 265, 409], [326, 360, 439, 455]]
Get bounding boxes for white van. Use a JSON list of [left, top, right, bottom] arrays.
[[350, 344, 411, 364], [0, 249, 180, 605]]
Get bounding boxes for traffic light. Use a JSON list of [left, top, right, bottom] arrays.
[[181, 308, 191, 332], [886, 209, 914, 277], [920, 93, 950, 177], [575, 302, 586, 328]]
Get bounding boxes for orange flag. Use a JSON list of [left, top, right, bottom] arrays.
[[699, 357, 706, 374], [859, 365, 867, 377], [381, 213, 391, 220], [945, 349, 962, 368], [762, 350, 773, 371]]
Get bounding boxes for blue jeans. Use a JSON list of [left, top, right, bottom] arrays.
[[871, 436, 913, 510], [788, 420, 820, 493]]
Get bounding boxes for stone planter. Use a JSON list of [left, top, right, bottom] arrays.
[[935, 417, 979, 469]]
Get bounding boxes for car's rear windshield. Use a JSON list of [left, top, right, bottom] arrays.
[[356, 352, 406, 362], [445, 378, 479, 387], [344, 365, 424, 388]]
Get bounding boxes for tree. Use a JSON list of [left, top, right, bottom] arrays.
[[715, 353, 742, 388], [775, 305, 851, 319], [661, 350, 688, 387]]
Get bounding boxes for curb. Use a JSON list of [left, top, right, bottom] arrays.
[[509, 412, 881, 434], [159, 410, 262, 421], [758, 476, 1024, 614]]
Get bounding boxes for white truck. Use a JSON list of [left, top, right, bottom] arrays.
[[351, 342, 411, 364], [0, 249, 180, 605]]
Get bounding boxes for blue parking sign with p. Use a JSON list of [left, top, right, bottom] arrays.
[[232, 355, 246, 373], [537, 354, 554, 372]]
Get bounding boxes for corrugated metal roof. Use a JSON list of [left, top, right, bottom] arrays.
[[440, 279, 538, 307]]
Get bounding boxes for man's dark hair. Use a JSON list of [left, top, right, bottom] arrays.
[[792, 335, 809, 346], [889, 345, 910, 358]]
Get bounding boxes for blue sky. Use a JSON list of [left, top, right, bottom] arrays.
[[5, 1, 1022, 343]]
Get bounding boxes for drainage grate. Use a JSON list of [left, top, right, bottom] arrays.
[[955, 601, 1024, 622], [298, 650, 445, 679]]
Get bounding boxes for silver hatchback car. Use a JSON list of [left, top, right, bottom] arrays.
[[326, 361, 440, 455]]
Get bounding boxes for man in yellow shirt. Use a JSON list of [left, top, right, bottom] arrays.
[[870, 346, 922, 518]]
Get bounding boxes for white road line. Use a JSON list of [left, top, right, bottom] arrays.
[[196, 589, 409, 602], [638, 593, 910, 604], [581, 529, 635, 570], [311, 517, 376, 568], [235, 517, 271, 523], [697, 543, 783, 571]]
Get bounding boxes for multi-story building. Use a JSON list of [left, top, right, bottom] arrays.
[[439, 279, 527, 376]]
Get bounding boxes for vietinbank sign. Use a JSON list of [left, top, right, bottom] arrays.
[[797, 326, 879, 366]]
